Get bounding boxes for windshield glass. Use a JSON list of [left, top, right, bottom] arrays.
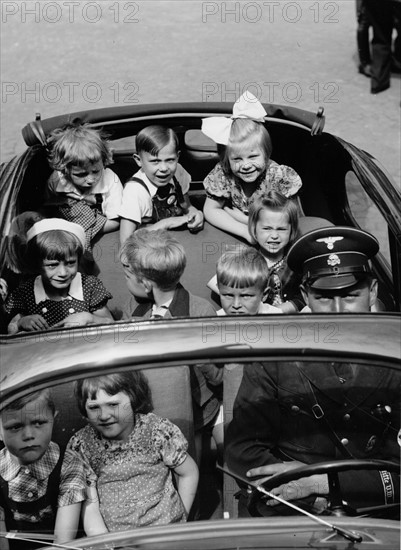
[[1, 358, 399, 549]]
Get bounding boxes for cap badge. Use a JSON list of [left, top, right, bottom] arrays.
[[317, 236, 343, 250], [327, 254, 340, 266]]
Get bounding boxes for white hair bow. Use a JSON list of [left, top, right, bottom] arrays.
[[27, 218, 86, 249], [201, 92, 267, 145]]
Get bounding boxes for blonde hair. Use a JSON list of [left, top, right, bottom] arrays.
[[47, 122, 113, 173], [2, 389, 55, 416], [220, 119, 272, 175], [216, 246, 269, 291], [121, 229, 186, 291], [248, 191, 299, 247]]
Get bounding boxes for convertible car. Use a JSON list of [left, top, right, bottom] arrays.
[[0, 102, 400, 549], [0, 101, 400, 315], [1, 316, 400, 549]]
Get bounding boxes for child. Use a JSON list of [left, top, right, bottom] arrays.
[[215, 246, 282, 316], [4, 218, 113, 333], [120, 228, 223, 465], [67, 372, 199, 531], [6, 211, 44, 276], [119, 125, 204, 245], [201, 91, 302, 243], [46, 123, 123, 251], [0, 389, 88, 548], [248, 191, 305, 313], [120, 228, 216, 319]]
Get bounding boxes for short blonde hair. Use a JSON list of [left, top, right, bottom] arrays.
[[47, 122, 113, 172], [216, 246, 269, 291], [2, 389, 55, 416], [121, 229, 186, 291]]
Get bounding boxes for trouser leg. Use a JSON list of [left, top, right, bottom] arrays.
[[392, 7, 401, 68], [365, 0, 393, 92], [356, 0, 371, 67]]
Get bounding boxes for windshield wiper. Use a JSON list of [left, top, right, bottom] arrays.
[[218, 465, 363, 544], [0, 531, 80, 549]]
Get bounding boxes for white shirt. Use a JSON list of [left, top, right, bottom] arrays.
[[47, 168, 123, 219], [119, 164, 191, 224]]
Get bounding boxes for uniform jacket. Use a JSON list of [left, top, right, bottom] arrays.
[[225, 361, 400, 510]]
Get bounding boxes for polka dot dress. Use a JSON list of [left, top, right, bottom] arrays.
[[67, 414, 188, 531], [4, 274, 112, 327]]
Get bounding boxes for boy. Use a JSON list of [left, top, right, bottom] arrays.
[[0, 389, 87, 548], [119, 125, 203, 245], [120, 228, 222, 464], [216, 247, 282, 315], [120, 228, 215, 319]]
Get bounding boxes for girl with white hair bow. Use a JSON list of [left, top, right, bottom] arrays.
[[201, 92, 302, 243]]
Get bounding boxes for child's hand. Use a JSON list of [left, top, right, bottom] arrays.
[[54, 311, 94, 328], [187, 209, 204, 232], [18, 314, 49, 332]]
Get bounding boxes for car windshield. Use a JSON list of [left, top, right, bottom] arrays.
[[1, 331, 399, 549]]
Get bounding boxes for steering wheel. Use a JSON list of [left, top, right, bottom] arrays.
[[248, 459, 399, 518]]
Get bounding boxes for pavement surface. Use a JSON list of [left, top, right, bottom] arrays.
[[1, 0, 400, 190]]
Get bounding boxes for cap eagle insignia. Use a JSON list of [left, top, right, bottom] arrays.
[[316, 236, 344, 250]]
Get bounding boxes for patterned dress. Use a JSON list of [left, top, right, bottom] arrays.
[[67, 413, 188, 531], [203, 160, 302, 214], [4, 273, 112, 327], [46, 168, 123, 251]]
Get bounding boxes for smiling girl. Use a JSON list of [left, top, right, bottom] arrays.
[[201, 92, 302, 243], [4, 219, 113, 333], [46, 123, 123, 251], [68, 372, 199, 533]]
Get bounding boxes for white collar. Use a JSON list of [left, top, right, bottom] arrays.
[[34, 272, 83, 303], [151, 298, 173, 317], [137, 170, 177, 198], [53, 170, 108, 196]]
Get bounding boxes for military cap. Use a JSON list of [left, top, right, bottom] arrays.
[[287, 226, 379, 290]]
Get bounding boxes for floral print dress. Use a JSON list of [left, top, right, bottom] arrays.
[[203, 160, 302, 214], [67, 413, 188, 531]]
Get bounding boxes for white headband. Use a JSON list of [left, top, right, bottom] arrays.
[[26, 219, 86, 249], [201, 91, 267, 145]]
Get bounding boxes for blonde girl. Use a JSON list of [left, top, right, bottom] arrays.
[[248, 191, 304, 313], [202, 92, 302, 243], [46, 123, 123, 251]]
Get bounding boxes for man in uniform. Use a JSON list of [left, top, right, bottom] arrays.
[[225, 227, 400, 517]]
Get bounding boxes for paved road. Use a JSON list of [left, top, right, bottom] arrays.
[[1, 0, 400, 185]]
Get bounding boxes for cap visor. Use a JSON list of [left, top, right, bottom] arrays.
[[309, 274, 359, 290]]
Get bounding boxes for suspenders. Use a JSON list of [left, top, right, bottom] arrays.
[[127, 176, 185, 223]]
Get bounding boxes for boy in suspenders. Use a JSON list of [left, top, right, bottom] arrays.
[[119, 125, 203, 245]]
